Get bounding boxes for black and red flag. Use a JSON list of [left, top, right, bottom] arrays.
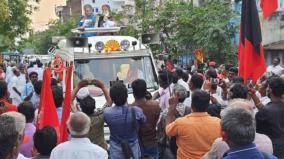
[[238, 0, 266, 84]]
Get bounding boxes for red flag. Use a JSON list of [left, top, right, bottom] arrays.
[[37, 68, 60, 138], [238, 0, 266, 84], [166, 60, 173, 72], [260, 0, 278, 19], [59, 66, 73, 143]]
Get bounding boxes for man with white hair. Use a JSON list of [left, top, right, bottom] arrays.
[[0, 115, 19, 159], [203, 100, 273, 159], [220, 106, 277, 159], [78, 4, 97, 37], [2, 112, 29, 159], [50, 112, 108, 159]]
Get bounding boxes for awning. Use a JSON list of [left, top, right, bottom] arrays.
[[264, 40, 284, 50]]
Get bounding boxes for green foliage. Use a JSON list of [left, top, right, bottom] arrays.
[[20, 18, 76, 54], [0, 0, 9, 23], [116, 0, 238, 63], [0, 0, 31, 51]]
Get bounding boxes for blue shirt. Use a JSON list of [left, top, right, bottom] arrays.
[[56, 107, 63, 123], [222, 143, 277, 159], [104, 105, 146, 159], [21, 82, 34, 101], [31, 93, 40, 109], [77, 14, 96, 37]]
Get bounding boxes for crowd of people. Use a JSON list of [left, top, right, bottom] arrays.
[[0, 57, 284, 159]]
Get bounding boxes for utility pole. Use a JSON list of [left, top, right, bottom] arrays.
[[142, 0, 146, 33]]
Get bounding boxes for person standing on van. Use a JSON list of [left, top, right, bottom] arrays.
[[78, 4, 97, 37]]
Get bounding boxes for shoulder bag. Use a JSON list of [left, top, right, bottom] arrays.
[[121, 107, 135, 159]]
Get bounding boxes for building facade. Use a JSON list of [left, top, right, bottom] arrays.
[[55, 0, 83, 22], [263, 11, 284, 65], [29, 0, 66, 32]]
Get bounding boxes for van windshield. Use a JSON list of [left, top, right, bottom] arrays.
[[74, 56, 158, 90]]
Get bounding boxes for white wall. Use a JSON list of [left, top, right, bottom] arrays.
[[262, 11, 284, 45], [29, 0, 66, 31]]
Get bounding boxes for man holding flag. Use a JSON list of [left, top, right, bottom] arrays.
[[36, 63, 74, 143], [36, 68, 60, 138]]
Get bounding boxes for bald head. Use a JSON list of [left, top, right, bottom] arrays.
[[67, 112, 91, 137], [221, 99, 254, 118]]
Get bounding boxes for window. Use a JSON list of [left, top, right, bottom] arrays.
[[278, 0, 284, 9], [74, 56, 158, 90], [281, 15, 284, 21]]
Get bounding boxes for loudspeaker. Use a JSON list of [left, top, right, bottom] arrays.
[[141, 33, 160, 45], [67, 37, 88, 47]]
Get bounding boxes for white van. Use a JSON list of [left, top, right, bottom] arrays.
[[56, 34, 159, 107], [55, 29, 160, 141]]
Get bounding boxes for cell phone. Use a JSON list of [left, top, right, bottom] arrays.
[[210, 78, 219, 85]]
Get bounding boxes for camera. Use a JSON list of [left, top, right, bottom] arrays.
[[210, 78, 219, 85]]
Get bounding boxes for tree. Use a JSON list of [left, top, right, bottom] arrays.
[[172, 1, 237, 63], [115, 0, 238, 63], [0, 0, 9, 23], [0, 0, 31, 51], [20, 18, 76, 54]]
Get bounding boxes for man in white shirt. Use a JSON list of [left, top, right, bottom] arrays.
[[183, 74, 204, 109], [50, 112, 108, 159], [5, 62, 16, 83], [36, 61, 44, 81], [175, 69, 190, 91], [267, 57, 284, 75], [203, 69, 222, 97], [18, 64, 27, 95], [157, 71, 172, 111], [18, 64, 27, 82], [10, 68, 22, 106]]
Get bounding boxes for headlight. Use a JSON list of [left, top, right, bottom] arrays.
[[120, 40, 130, 50], [95, 41, 105, 52]]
